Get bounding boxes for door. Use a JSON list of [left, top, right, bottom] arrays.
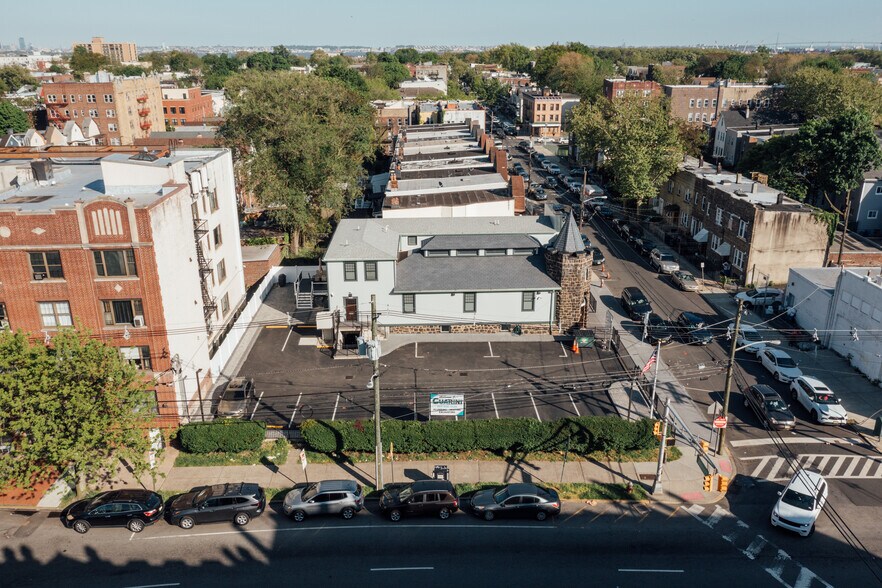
[[501, 496, 522, 517], [518, 496, 540, 518], [197, 497, 226, 523], [406, 493, 425, 516], [311, 493, 332, 515], [88, 503, 119, 527], [344, 297, 358, 322]]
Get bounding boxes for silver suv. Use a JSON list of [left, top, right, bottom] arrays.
[[283, 480, 364, 522], [216, 377, 255, 418]]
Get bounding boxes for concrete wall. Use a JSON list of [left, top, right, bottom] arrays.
[[785, 270, 833, 335], [826, 270, 882, 382], [747, 209, 828, 286]]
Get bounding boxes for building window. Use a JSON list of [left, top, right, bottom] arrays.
[[869, 210, 879, 220], [689, 99, 695, 107], [108, 123, 118, 132], [221, 293, 230, 316], [364, 261, 378, 281], [344, 262, 357, 281], [738, 219, 748, 239], [484, 249, 506, 256], [217, 259, 227, 283], [0, 302, 7, 330], [88, 109, 99, 118], [94, 249, 137, 277], [711, 234, 721, 251], [38, 301, 72, 327], [110, 138, 121, 145], [407, 236, 418, 246], [69, 95, 75, 103], [681, 212, 689, 226], [103, 94, 113, 103], [712, 99, 717, 108], [86, 94, 96, 103], [106, 109, 116, 118], [212, 225, 223, 247], [687, 113, 693, 122], [667, 181, 673, 194], [464, 292, 476, 313], [180, 107, 186, 114], [732, 248, 745, 270], [402, 294, 415, 314], [172, 119, 178, 125], [703, 99, 709, 107], [29, 251, 64, 279], [715, 207, 723, 226], [875, 186, 882, 195], [455, 249, 478, 257], [120, 346, 152, 370], [685, 190, 691, 203], [170, 107, 178, 114], [163, 107, 168, 114], [209, 190, 219, 212], [46, 94, 56, 102], [102, 299, 143, 326], [522, 291, 535, 311]]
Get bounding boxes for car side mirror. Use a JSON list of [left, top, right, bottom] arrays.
[[308, 500, 314, 504], [777, 491, 782, 496]]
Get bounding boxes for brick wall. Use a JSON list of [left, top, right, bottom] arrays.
[[243, 245, 282, 289]]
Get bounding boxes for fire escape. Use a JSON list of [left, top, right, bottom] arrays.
[[137, 95, 152, 133], [44, 95, 70, 129], [192, 215, 217, 334]]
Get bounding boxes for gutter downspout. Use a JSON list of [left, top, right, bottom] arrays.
[[548, 290, 556, 334]]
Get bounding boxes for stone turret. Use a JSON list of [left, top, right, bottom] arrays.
[[544, 211, 591, 333]]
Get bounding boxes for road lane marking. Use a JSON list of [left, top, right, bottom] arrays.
[[730, 437, 863, 448], [484, 342, 497, 358], [529, 393, 542, 421], [371, 567, 434, 572], [491, 393, 499, 419], [559, 342, 568, 358], [743, 536, 768, 560], [568, 393, 581, 416], [618, 569, 683, 573], [414, 342, 423, 359], [744, 454, 882, 480], [123, 584, 181, 588], [281, 327, 293, 352], [749, 456, 772, 478], [813, 455, 831, 473], [841, 457, 861, 477], [249, 391, 264, 421], [331, 393, 341, 421], [287, 392, 303, 428], [138, 524, 557, 540]]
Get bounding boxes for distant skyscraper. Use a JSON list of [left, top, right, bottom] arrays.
[[18, 37, 25, 51]]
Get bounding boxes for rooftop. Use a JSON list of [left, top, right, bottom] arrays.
[[394, 253, 560, 293], [679, 156, 805, 210], [792, 266, 882, 292]]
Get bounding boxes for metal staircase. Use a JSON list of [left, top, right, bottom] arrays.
[[193, 217, 216, 333]]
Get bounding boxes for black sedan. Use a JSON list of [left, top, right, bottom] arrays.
[[167, 482, 266, 529], [645, 313, 676, 345], [590, 247, 605, 265], [62, 489, 164, 534], [470, 483, 560, 521], [676, 311, 713, 345]]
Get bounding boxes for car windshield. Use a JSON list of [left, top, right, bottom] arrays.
[[660, 254, 676, 262], [678, 273, 695, 282], [194, 488, 211, 504], [766, 398, 787, 412], [776, 356, 796, 368], [743, 330, 762, 341], [227, 388, 246, 400], [815, 393, 840, 405], [492, 487, 511, 504], [398, 486, 413, 501], [301, 483, 318, 501], [781, 488, 814, 511], [745, 289, 759, 297], [631, 294, 648, 304]]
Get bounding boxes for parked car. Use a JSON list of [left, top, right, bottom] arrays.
[[282, 480, 364, 522], [547, 163, 561, 175], [568, 181, 583, 195], [743, 384, 796, 430], [649, 249, 680, 274], [621, 223, 643, 244], [470, 483, 560, 521], [517, 141, 530, 152], [771, 470, 827, 537], [620, 287, 652, 320], [583, 196, 608, 208], [671, 270, 699, 292], [168, 483, 266, 529], [581, 234, 592, 250], [675, 311, 713, 345], [735, 287, 784, 309], [646, 313, 676, 345], [634, 239, 657, 257], [513, 163, 524, 173], [532, 187, 547, 200], [569, 167, 586, 178], [790, 376, 848, 425], [62, 489, 164, 534], [597, 205, 614, 219], [733, 324, 766, 354], [216, 377, 255, 418], [590, 247, 605, 265], [760, 348, 803, 383], [379, 480, 459, 522], [610, 217, 627, 233], [545, 176, 559, 189]]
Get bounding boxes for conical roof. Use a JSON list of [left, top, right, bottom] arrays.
[[547, 211, 584, 255]]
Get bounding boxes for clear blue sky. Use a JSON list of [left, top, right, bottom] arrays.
[[6, 0, 882, 49]]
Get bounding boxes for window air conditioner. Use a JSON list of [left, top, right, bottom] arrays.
[[133, 315, 145, 327], [33, 272, 47, 280]]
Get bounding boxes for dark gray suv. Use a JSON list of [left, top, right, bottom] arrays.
[[282, 480, 365, 522], [379, 480, 459, 522]]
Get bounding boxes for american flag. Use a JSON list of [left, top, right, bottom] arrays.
[[641, 349, 658, 374]]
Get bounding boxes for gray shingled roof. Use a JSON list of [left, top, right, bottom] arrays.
[[422, 234, 539, 251], [546, 211, 584, 254], [394, 253, 560, 293]]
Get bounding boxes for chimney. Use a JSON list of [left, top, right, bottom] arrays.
[[496, 151, 509, 181], [751, 181, 759, 193], [717, 162, 722, 173], [698, 155, 704, 167], [735, 172, 741, 183], [511, 175, 526, 214], [776, 193, 784, 205]]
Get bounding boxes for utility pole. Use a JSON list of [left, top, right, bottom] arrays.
[[836, 194, 851, 266], [651, 398, 671, 495], [579, 167, 588, 230], [648, 341, 661, 420], [717, 298, 743, 454], [371, 295, 384, 491]]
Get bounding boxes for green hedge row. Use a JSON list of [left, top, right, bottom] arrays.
[[178, 419, 266, 454], [300, 416, 655, 455]]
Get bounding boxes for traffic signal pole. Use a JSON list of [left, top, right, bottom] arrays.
[[717, 298, 744, 454]]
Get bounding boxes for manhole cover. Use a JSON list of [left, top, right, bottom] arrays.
[[638, 474, 656, 481]]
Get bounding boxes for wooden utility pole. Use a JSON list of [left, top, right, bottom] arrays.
[[371, 295, 383, 491]]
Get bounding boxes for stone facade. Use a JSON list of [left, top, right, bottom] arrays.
[[389, 323, 555, 335], [544, 248, 591, 333]]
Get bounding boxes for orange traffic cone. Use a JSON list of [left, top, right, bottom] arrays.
[[572, 339, 580, 354]]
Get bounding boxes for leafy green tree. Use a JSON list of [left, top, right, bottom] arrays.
[[317, 58, 368, 93], [0, 100, 29, 132], [547, 51, 598, 96], [47, 63, 68, 74], [139, 51, 169, 71], [368, 60, 410, 88], [778, 67, 882, 125], [394, 48, 420, 64], [167, 51, 202, 73], [69, 46, 108, 76], [488, 43, 533, 72], [419, 51, 441, 63], [0, 66, 34, 94], [365, 77, 399, 100], [219, 71, 376, 248], [0, 329, 157, 497], [202, 53, 243, 89], [310, 49, 329, 66], [571, 96, 684, 204], [246, 52, 275, 71], [736, 134, 808, 201], [111, 65, 146, 77]]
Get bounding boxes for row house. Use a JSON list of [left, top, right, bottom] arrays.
[[521, 88, 580, 139], [664, 79, 772, 125]]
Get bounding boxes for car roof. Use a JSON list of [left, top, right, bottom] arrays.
[[623, 286, 644, 296], [408, 480, 455, 492], [315, 480, 359, 492], [227, 377, 252, 388], [798, 375, 829, 389], [787, 469, 826, 495], [209, 482, 261, 497], [751, 384, 780, 399], [738, 324, 758, 333], [765, 348, 790, 358], [504, 483, 541, 495]]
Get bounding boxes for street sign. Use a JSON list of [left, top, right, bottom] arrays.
[[707, 401, 722, 415], [713, 416, 728, 429], [299, 448, 308, 471], [430, 394, 465, 416]]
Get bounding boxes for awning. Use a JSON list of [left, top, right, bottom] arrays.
[[714, 242, 731, 257], [693, 228, 709, 243]]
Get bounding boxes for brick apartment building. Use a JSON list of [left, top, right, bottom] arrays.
[[0, 147, 246, 424], [41, 73, 164, 145], [522, 88, 580, 138], [72, 36, 138, 63], [664, 79, 771, 125], [602, 78, 662, 101], [161, 87, 215, 128]]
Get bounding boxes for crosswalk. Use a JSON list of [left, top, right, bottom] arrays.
[[745, 453, 882, 481], [683, 504, 833, 588]]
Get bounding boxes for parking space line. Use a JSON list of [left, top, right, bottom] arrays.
[[281, 327, 293, 352], [484, 341, 497, 358], [491, 393, 500, 419], [331, 393, 341, 421], [414, 342, 423, 359], [287, 392, 303, 428], [559, 342, 568, 358], [568, 393, 581, 416], [529, 393, 542, 421], [249, 391, 264, 421], [371, 567, 434, 572], [138, 524, 557, 540]]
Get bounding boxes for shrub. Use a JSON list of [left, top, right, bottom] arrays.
[[178, 419, 266, 454]]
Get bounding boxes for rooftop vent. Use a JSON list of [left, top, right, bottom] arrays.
[[130, 148, 159, 162]]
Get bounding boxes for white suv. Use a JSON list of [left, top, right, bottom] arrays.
[[735, 287, 784, 309], [771, 470, 827, 537], [790, 376, 848, 425]]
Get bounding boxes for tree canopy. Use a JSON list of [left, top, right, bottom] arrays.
[[0, 100, 29, 133], [0, 329, 157, 496], [219, 71, 377, 247], [777, 67, 882, 125], [69, 46, 108, 77], [0, 65, 34, 94]]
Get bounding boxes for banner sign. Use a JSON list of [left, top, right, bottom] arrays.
[[430, 394, 465, 416]]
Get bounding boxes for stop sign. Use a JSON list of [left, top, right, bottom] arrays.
[[713, 416, 728, 429]]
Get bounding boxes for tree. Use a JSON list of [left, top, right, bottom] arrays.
[[778, 67, 882, 125], [571, 96, 685, 204], [0, 329, 157, 497], [69, 46, 108, 76], [111, 65, 145, 77], [546, 51, 598, 96], [309, 49, 329, 66], [488, 44, 533, 72], [246, 52, 275, 71], [674, 119, 709, 158], [736, 134, 808, 201], [368, 60, 410, 88], [0, 65, 34, 94], [166, 51, 202, 73], [393, 48, 420, 64], [139, 51, 169, 72], [0, 100, 29, 132], [47, 63, 68, 74], [219, 71, 376, 248], [317, 58, 368, 93]]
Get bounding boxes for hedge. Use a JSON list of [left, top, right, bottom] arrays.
[[300, 416, 655, 455], [177, 419, 266, 454]]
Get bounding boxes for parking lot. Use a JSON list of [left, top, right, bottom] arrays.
[[235, 328, 622, 427]]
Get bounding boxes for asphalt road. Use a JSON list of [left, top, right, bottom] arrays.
[[3, 499, 878, 588]]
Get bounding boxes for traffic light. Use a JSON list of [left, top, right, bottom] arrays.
[[717, 475, 730, 493], [703, 475, 713, 491], [653, 421, 661, 435], [700, 440, 710, 453]]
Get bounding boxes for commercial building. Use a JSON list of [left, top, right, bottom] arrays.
[[655, 156, 829, 285], [0, 147, 246, 424], [664, 80, 771, 125], [41, 73, 164, 145], [161, 87, 215, 127], [415, 100, 486, 129], [399, 77, 447, 98], [602, 79, 662, 101], [521, 88, 580, 139], [72, 37, 138, 64]]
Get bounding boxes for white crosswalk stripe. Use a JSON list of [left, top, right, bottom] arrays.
[[745, 453, 882, 481], [683, 504, 833, 588]]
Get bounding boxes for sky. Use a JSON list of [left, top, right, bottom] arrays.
[[4, 0, 882, 49]]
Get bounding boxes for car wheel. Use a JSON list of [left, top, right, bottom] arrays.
[[483, 510, 495, 521], [389, 509, 402, 522], [536, 511, 548, 521], [234, 512, 251, 526], [341, 507, 355, 520], [811, 410, 820, 424], [807, 523, 816, 536], [438, 507, 451, 520], [292, 509, 306, 522], [178, 516, 195, 530], [72, 520, 90, 534], [127, 519, 145, 533]]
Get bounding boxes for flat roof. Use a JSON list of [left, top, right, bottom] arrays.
[[394, 253, 560, 293], [383, 189, 509, 210], [241, 244, 278, 262], [791, 266, 882, 291]]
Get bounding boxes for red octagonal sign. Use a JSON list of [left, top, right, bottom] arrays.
[[713, 416, 728, 429]]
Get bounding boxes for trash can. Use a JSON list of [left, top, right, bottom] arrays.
[[433, 465, 449, 480], [278, 273, 287, 287]]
